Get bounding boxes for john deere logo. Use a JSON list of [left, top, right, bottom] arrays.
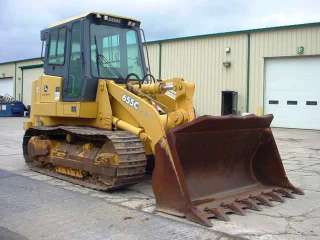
[[44, 85, 48, 92]]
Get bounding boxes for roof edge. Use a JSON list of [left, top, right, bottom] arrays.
[[145, 21, 320, 44], [0, 57, 42, 66]]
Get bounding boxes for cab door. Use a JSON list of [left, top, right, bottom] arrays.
[[63, 21, 84, 101]]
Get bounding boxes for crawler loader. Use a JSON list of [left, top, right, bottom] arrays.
[[23, 12, 303, 226]]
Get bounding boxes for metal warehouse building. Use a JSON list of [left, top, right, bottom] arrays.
[[1, 22, 320, 129]]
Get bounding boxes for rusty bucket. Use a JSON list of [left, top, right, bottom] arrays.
[[152, 114, 303, 226]]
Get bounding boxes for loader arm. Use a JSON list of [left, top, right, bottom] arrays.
[[106, 79, 195, 152], [107, 81, 166, 150]]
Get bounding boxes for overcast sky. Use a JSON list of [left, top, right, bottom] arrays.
[[0, 0, 319, 62]]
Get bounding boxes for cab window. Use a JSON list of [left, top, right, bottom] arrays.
[[48, 28, 66, 65], [90, 24, 144, 81]]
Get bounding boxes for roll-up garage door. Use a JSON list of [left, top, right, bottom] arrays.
[[0, 77, 13, 96], [22, 67, 43, 107], [264, 57, 320, 130]]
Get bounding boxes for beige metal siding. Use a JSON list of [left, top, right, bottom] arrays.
[[144, 44, 160, 79], [0, 59, 43, 101], [249, 26, 320, 114], [160, 35, 248, 116]]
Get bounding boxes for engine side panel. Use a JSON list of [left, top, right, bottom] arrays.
[[24, 78, 112, 130]]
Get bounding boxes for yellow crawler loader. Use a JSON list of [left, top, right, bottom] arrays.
[[23, 12, 303, 226]]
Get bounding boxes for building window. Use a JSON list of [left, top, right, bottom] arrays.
[[48, 28, 66, 65]]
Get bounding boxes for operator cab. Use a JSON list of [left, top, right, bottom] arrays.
[[41, 12, 146, 102]]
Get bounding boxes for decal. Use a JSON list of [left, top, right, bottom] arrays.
[[44, 84, 48, 93], [165, 90, 176, 100], [122, 95, 139, 110], [54, 91, 60, 101]]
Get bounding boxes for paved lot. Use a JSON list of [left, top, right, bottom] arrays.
[[0, 117, 319, 240]]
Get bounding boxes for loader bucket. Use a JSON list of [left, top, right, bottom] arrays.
[[152, 114, 303, 227]]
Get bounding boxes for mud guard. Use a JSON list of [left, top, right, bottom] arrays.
[[152, 114, 303, 226]]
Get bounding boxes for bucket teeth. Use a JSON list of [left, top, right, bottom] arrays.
[[251, 195, 273, 207], [274, 188, 295, 199], [238, 198, 262, 211], [223, 202, 246, 216], [264, 191, 285, 203], [206, 208, 230, 221], [292, 187, 304, 195]]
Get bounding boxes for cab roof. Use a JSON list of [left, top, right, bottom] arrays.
[[48, 12, 140, 28]]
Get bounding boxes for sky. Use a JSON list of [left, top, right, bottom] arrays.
[[0, 0, 320, 62]]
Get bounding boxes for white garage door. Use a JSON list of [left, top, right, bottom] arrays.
[[23, 67, 43, 106], [264, 57, 320, 130], [0, 77, 13, 96]]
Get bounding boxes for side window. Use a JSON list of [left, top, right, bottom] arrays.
[[66, 22, 82, 98], [48, 28, 66, 65], [126, 30, 143, 78]]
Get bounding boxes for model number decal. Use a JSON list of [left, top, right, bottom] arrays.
[[122, 95, 139, 110]]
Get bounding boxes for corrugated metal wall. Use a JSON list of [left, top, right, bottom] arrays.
[[0, 59, 42, 100], [146, 25, 320, 116], [147, 34, 248, 116], [249, 26, 320, 114], [144, 44, 160, 79]]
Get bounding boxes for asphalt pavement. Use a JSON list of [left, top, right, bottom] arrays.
[[0, 117, 319, 240]]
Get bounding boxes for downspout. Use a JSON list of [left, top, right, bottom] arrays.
[[158, 42, 162, 80], [14, 62, 17, 99], [246, 33, 251, 112], [21, 68, 24, 102]]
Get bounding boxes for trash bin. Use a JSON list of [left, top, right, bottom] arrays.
[[0, 102, 25, 117]]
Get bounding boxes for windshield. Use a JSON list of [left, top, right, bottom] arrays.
[[90, 24, 144, 81]]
